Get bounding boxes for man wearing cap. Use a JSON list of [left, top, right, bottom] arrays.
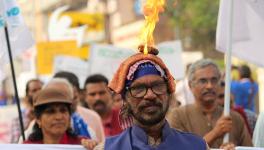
[[84, 48, 208, 150]]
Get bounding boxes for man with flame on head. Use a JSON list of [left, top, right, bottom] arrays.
[[81, 0, 209, 149], [83, 47, 209, 150]]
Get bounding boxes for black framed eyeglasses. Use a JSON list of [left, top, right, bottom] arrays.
[[126, 81, 168, 98]]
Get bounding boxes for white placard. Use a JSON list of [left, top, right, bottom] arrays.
[[0, 144, 86, 150], [89, 40, 184, 81], [236, 147, 264, 150], [0, 105, 19, 143], [53, 55, 90, 88], [158, 40, 184, 80], [89, 44, 135, 81]]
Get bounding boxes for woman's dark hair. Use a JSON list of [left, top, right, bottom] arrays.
[[28, 103, 76, 142]]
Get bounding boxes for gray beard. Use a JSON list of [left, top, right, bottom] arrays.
[[128, 102, 169, 126]]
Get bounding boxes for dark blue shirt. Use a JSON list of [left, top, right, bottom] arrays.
[[105, 121, 207, 150], [231, 79, 258, 112]]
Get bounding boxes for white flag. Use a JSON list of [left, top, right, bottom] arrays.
[[216, 0, 264, 66], [0, 0, 34, 76]]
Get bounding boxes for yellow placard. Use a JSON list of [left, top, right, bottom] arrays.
[[61, 12, 104, 31], [37, 40, 89, 75]]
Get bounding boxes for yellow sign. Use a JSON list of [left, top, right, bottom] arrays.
[[62, 12, 104, 31], [37, 40, 89, 75]]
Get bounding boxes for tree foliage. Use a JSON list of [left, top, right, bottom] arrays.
[[165, 0, 220, 51]]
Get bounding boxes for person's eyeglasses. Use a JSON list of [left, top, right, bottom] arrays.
[[195, 77, 219, 87], [126, 82, 168, 98]]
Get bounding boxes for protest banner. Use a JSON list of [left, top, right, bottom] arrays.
[[36, 40, 89, 75], [89, 41, 184, 80], [53, 55, 90, 88], [0, 144, 86, 150], [158, 40, 184, 80], [0, 105, 20, 143], [89, 44, 135, 80], [236, 147, 264, 150]]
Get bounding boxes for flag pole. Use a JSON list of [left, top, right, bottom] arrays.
[[223, 0, 234, 143], [4, 24, 25, 141]]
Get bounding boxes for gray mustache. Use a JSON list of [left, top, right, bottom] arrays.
[[202, 91, 216, 96]]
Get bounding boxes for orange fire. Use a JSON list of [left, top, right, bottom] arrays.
[[140, 0, 165, 54]]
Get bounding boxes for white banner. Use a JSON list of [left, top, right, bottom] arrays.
[[89, 44, 135, 81], [0, 105, 20, 143], [53, 55, 90, 88], [211, 147, 264, 150], [89, 41, 184, 81], [216, 0, 264, 66], [158, 41, 184, 80], [0, 144, 261, 150], [236, 147, 264, 150], [0, 144, 86, 150]]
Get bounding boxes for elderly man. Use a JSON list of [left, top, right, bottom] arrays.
[[87, 48, 207, 150], [168, 59, 252, 149]]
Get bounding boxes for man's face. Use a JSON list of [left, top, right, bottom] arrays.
[[85, 82, 112, 116], [125, 75, 170, 126], [189, 65, 220, 107], [27, 81, 43, 105]]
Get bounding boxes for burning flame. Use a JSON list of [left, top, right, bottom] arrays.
[[140, 0, 165, 54]]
